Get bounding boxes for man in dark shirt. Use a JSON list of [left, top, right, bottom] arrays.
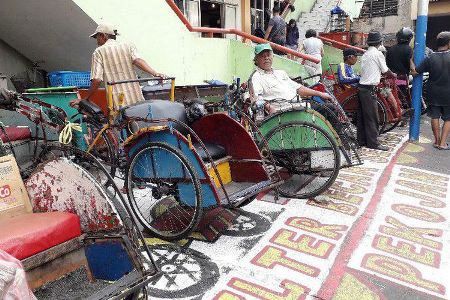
[[415, 31, 450, 150], [386, 27, 415, 76], [264, 6, 286, 55]]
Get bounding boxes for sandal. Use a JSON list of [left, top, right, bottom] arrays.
[[436, 144, 450, 150]]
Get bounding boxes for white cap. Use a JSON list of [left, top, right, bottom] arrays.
[[90, 23, 116, 38]]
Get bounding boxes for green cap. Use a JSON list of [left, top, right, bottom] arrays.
[[254, 43, 273, 55]]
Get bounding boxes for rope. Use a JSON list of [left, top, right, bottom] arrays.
[[58, 121, 82, 145]]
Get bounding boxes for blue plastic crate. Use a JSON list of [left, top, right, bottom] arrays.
[[48, 71, 91, 88]]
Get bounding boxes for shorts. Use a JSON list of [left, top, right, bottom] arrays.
[[427, 105, 450, 121]]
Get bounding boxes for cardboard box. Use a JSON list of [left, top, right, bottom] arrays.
[[0, 155, 31, 220]]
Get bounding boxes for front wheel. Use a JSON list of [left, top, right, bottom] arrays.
[[126, 142, 202, 241], [261, 121, 340, 199]]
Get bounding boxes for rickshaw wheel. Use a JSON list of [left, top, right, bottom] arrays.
[[126, 142, 202, 241], [381, 120, 400, 134], [376, 100, 388, 134], [262, 121, 340, 199]]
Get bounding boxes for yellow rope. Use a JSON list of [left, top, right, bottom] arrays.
[[59, 122, 82, 145]]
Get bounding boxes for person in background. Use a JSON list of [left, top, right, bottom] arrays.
[[337, 48, 360, 87], [414, 31, 450, 150], [70, 23, 166, 108], [357, 31, 397, 151], [286, 19, 299, 51], [264, 6, 287, 55], [386, 27, 415, 76], [299, 29, 324, 83]]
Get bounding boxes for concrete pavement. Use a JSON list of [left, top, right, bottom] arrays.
[[144, 120, 450, 300]]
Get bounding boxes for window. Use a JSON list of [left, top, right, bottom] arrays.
[[359, 0, 398, 18]]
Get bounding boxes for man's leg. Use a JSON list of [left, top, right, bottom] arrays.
[[439, 121, 450, 148], [357, 90, 367, 146], [362, 89, 380, 148], [431, 118, 441, 146], [438, 107, 450, 148]]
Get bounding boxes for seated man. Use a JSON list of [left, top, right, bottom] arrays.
[[248, 43, 332, 113], [337, 48, 360, 87]]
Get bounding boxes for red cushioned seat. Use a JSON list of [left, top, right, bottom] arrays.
[[0, 212, 81, 260], [0, 126, 31, 142]]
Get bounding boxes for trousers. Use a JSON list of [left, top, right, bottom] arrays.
[[357, 86, 380, 148]]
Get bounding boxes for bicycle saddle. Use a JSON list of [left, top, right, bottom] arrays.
[[78, 100, 106, 123]]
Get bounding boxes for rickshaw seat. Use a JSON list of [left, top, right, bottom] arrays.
[[121, 100, 188, 134], [0, 212, 81, 260], [193, 142, 226, 161], [0, 126, 31, 142]]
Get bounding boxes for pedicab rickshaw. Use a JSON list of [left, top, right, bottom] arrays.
[[0, 94, 159, 299], [206, 77, 362, 199], [73, 77, 281, 241], [326, 64, 406, 133]]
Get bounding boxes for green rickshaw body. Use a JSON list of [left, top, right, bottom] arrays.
[[258, 108, 341, 149]]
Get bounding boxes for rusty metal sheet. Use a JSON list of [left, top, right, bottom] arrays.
[[25, 158, 121, 232]]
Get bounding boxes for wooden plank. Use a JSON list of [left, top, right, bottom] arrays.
[[22, 235, 84, 270], [26, 247, 90, 291]]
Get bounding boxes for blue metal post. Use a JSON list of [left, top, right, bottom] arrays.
[[409, 0, 429, 141]]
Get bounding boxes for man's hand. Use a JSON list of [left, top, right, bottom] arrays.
[[153, 73, 167, 79], [69, 99, 81, 108], [319, 92, 333, 101]]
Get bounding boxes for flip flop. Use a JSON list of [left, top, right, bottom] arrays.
[[433, 144, 439, 149], [436, 144, 450, 150]]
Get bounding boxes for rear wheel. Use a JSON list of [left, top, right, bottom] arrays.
[[126, 142, 202, 240], [377, 99, 388, 134], [261, 121, 340, 199]]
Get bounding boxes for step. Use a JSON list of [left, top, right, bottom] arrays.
[[218, 179, 275, 207]]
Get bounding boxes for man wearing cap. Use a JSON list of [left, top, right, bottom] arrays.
[[249, 43, 332, 113], [357, 31, 396, 151], [337, 48, 360, 87], [71, 23, 166, 108]]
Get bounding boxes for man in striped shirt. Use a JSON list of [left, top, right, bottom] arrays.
[[71, 23, 165, 108]]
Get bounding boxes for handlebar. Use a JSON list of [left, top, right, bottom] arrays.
[[107, 77, 175, 86]]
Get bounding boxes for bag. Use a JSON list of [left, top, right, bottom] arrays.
[[0, 155, 31, 221]]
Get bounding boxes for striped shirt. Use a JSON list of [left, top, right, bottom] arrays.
[[91, 39, 144, 108]]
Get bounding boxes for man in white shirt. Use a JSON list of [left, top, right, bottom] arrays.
[[358, 31, 396, 151], [249, 43, 332, 114]]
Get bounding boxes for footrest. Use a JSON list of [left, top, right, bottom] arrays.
[[86, 270, 155, 300], [227, 179, 274, 207]]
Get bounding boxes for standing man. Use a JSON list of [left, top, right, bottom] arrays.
[[386, 27, 416, 76], [415, 32, 450, 150], [264, 6, 287, 55], [358, 31, 396, 151], [71, 23, 166, 108]]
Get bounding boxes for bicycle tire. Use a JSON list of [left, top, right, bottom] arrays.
[[261, 121, 340, 199], [126, 142, 202, 241], [377, 99, 388, 134]]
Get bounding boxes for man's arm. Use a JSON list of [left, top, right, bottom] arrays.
[[264, 25, 273, 40], [378, 52, 397, 78], [133, 58, 166, 78], [297, 85, 332, 100]]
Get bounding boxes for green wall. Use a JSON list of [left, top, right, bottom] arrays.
[[286, 0, 317, 21], [73, 0, 306, 86]]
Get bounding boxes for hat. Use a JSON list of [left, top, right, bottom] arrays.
[[367, 31, 383, 46], [436, 31, 450, 47], [255, 43, 273, 56], [343, 48, 357, 58], [90, 23, 116, 38]]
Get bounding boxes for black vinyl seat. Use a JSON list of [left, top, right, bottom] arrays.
[[193, 142, 227, 161], [120, 100, 188, 134]]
